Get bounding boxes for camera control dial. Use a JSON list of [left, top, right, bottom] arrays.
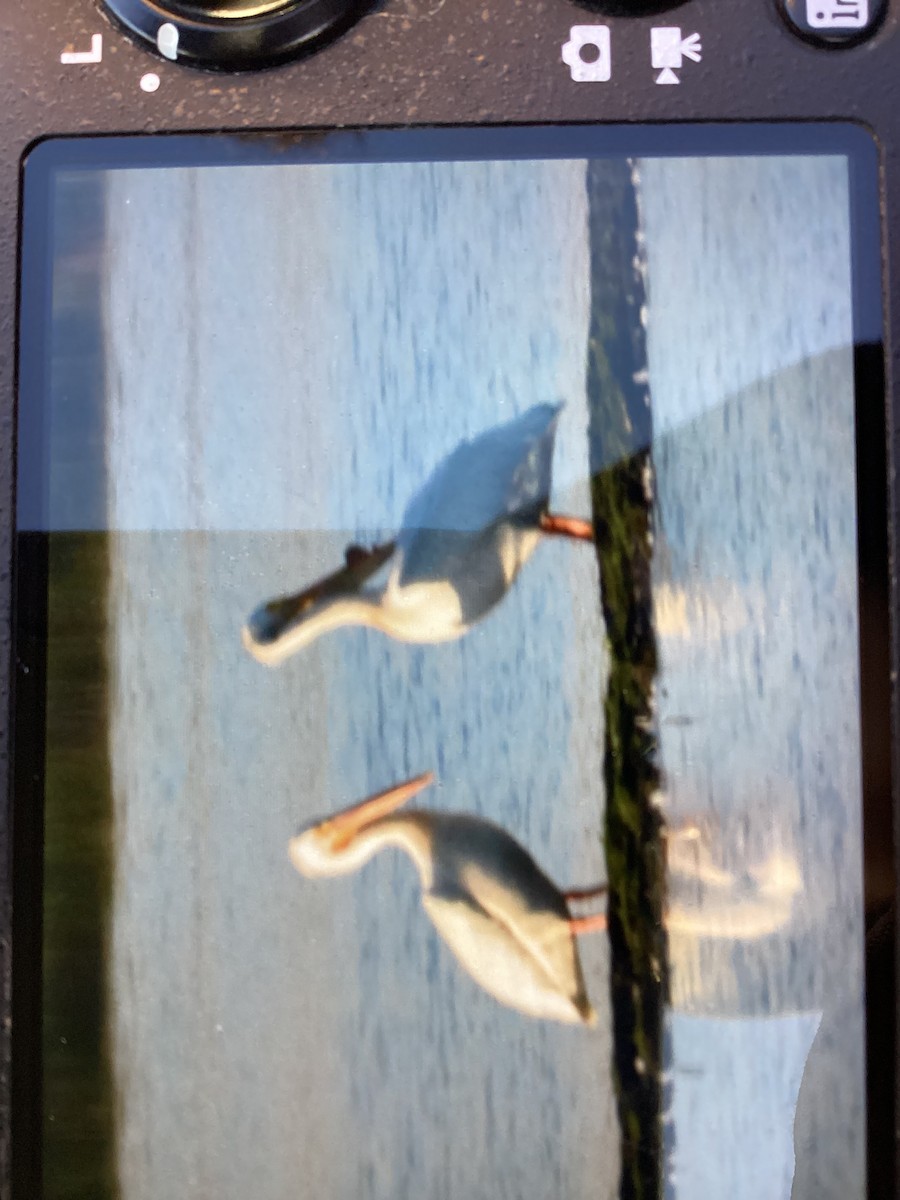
[[101, 0, 376, 68]]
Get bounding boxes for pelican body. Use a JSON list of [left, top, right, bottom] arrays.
[[244, 403, 594, 665], [289, 773, 603, 1025]]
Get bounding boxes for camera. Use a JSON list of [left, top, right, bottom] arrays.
[[2, 1, 896, 1198]]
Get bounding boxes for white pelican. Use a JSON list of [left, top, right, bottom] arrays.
[[243, 403, 594, 665], [289, 772, 607, 1025]]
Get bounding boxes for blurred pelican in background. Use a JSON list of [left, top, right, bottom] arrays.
[[243, 403, 595, 665], [289, 771, 607, 1025], [666, 825, 803, 940]]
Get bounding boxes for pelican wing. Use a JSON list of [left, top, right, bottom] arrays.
[[397, 404, 562, 587], [422, 888, 592, 1025], [391, 525, 514, 628], [460, 860, 590, 1005], [423, 813, 594, 1024], [429, 813, 567, 916]]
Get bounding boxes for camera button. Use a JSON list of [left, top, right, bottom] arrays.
[[775, 0, 887, 46]]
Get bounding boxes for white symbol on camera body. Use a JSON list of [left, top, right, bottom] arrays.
[[562, 26, 612, 83], [650, 27, 702, 85], [157, 23, 180, 61], [60, 33, 103, 65], [806, 0, 869, 27]]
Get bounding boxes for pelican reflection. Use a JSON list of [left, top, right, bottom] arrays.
[[666, 827, 803, 940]]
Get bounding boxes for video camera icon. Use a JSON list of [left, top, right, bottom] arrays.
[[650, 27, 702, 85], [562, 26, 612, 83]]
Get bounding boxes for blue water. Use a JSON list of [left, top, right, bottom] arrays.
[[641, 155, 864, 1200], [103, 158, 614, 1200], [98, 149, 866, 1200]]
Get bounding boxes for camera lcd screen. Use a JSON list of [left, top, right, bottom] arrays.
[[15, 127, 884, 1200]]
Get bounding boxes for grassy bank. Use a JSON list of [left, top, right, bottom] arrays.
[[585, 159, 667, 1200], [42, 532, 116, 1200]]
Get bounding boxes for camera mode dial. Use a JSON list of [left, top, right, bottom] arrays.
[[101, 0, 376, 68]]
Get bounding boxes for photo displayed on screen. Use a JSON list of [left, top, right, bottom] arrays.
[[19, 130, 871, 1200]]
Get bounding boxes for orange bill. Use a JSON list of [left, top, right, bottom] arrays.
[[328, 771, 435, 847]]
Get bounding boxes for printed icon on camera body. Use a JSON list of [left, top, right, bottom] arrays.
[[776, 0, 883, 44], [60, 33, 103, 64], [650, 27, 702, 85], [562, 26, 612, 83], [807, 0, 868, 27]]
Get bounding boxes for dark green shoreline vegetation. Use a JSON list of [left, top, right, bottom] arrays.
[[43, 532, 117, 1200], [40, 168, 117, 1200], [585, 160, 667, 1200]]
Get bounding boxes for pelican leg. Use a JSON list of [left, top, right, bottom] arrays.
[[539, 513, 595, 541], [564, 885, 609, 903], [568, 913, 608, 936]]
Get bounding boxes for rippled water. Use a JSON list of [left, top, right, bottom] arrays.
[[642, 156, 865, 1200], [88, 146, 865, 1200], [104, 159, 616, 1200]]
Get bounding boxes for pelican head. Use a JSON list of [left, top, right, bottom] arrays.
[[289, 771, 435, 877], [243, 543, 397, 666], [243, 588, 365, 666], [245, 589, 314, 646]]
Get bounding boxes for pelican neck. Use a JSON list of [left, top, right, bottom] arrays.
[[351, 814, 435, 889]]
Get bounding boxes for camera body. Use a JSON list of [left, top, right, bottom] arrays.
[[1, 0, 898, 1197]]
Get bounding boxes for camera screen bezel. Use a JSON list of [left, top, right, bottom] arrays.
[[7, 119, 894, 1198]]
